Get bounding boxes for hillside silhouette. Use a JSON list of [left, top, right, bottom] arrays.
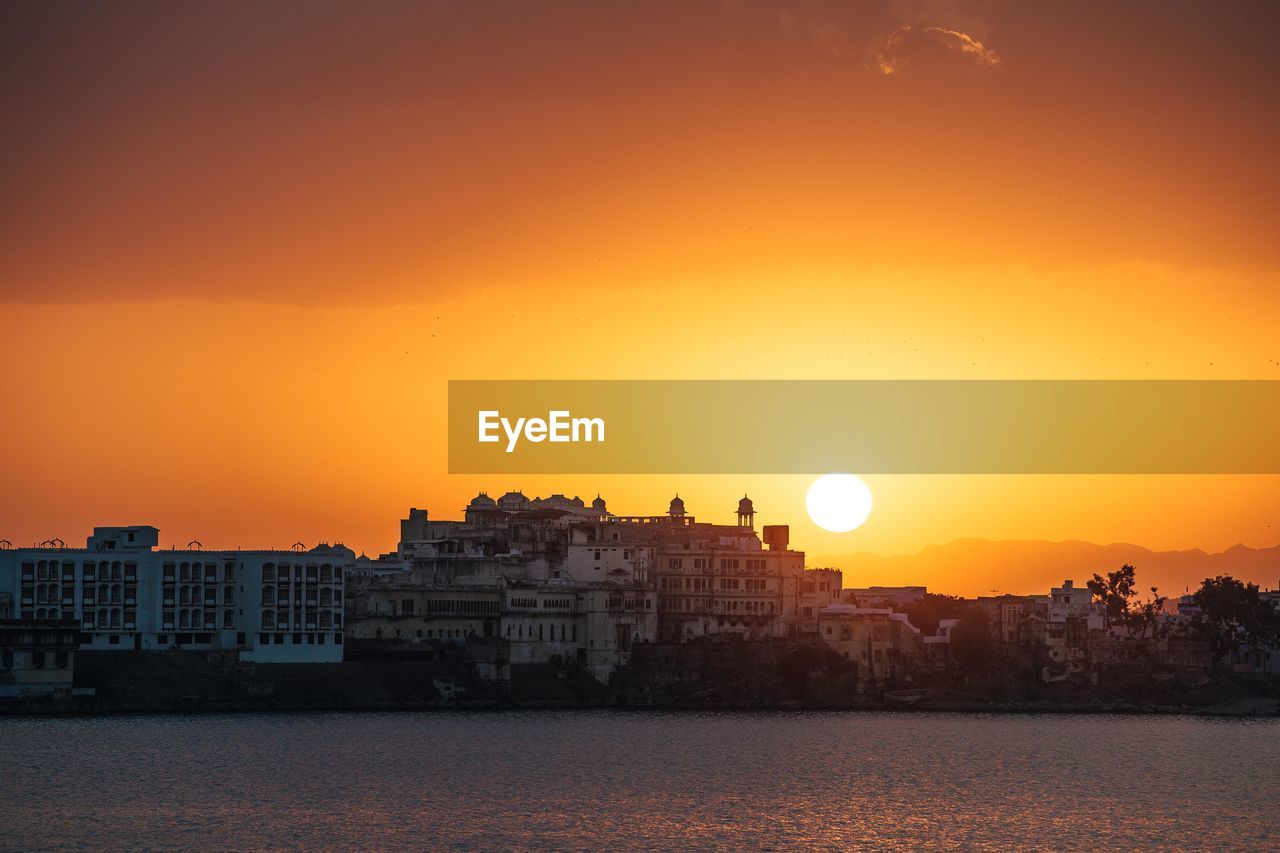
[[817, 539, 1280, 598]]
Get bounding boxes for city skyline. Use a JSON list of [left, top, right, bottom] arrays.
[[5, 486, 1277, 600]]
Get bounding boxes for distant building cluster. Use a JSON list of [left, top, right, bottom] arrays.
[[351, 492, 809, 682], [2, 493, 1278, 702]]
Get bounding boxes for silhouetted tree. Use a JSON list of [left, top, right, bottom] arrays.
[[1188, 575, 1280, 660], [901, 593, 968, 636], [950, 607, 994, 671], [1088, 564, 1169, 637], [1126, 587, 1169, 639], [1087, 564, 1137, 628]]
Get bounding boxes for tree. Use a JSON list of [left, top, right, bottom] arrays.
[[1188, 575, 1280, 660], [1088, 564, 1168, 638], [1126, 586, 1169, 639], [950, 607, 994, 671], [901, 593, 968, 637], [1087, 564, 1137, 628]]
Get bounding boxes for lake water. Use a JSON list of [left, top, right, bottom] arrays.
[[1, 711, 1276, 850]]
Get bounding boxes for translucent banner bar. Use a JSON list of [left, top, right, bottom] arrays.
[[447, 380, 1280, 474]]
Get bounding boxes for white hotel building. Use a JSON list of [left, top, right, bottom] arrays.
[[0, 525, 345, 663]]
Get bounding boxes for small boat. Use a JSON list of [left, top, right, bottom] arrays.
[[883, 688, 931, 706]]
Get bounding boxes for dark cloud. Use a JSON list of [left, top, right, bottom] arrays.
[[2, 1, 1278, 304]]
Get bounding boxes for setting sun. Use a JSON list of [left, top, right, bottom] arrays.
[[806, 474, 874, 533]]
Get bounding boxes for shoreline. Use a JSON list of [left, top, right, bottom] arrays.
[[4, 696, 1277, 719]]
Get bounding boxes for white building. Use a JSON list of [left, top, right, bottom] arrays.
[[0, 618, 79, 698], [502, 580, 658, 682], [1047, 579, 1104, 631], [799, 568, 843, 634], [0, 525, 346, 663], [816, 604, 921, 684]]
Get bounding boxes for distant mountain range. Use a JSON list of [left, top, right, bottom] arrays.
[[814, 539, 1280, 599]]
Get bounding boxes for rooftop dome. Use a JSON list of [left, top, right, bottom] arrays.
[[469, 492, 496, 508], [592, 494, 607, 511], [497, 490, 530, 509], [669, 494, 686, 516], [738, 495, 754, 513]]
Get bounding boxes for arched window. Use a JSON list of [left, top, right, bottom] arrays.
[[180, 611, 190, 628], [97, 610, 108, 628], [109, 609, 121, 628]]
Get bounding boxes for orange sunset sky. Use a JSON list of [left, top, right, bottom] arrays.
[[2, 1, 1278, 596]]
